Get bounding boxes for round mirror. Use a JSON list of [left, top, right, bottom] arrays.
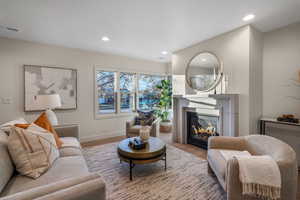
[[186, 52, 223, 92]]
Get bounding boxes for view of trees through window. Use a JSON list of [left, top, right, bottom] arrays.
[[120, 72, 135, 112], [96, 70, 166, 114], [138, 74, 164, 110], [96, 71, 116, 113]]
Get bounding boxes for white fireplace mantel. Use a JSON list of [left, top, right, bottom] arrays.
[[209, 94, 239, 138], [172, 94, 239, 144]]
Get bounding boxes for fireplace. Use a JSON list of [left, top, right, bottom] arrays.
[[187, 111, 219, 149]]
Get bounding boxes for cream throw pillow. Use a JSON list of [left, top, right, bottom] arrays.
[[8, 125, 59, 179], [0, 118, 28, 134]]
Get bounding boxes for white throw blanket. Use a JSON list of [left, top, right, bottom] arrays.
[[220, 150, 281, 200], [220, 150, 251, 161]]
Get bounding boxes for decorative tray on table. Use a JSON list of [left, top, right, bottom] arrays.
[[129, 137, 147, 150]]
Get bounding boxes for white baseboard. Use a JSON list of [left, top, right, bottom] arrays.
[[79, 130, 125, 143]]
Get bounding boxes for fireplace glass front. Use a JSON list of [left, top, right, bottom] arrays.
[[187, 111, 219, 149]]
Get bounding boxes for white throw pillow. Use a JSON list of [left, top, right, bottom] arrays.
[[27, 123, 60, 162], [0, 118, 28, 134], [7, 125, 59, 179]]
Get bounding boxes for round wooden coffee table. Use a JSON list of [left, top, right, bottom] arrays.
[[117, 137, 167, 180]]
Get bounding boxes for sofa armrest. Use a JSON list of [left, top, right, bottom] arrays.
[[53, 124, 79, 139], [277, 158, 298, 200], [0, 173, 105, 200], [126, 118, 135, 130], [208, 136, 246, 151], [150, 118, 160, 137]]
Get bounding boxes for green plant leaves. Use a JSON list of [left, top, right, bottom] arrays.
[[154, 79, 172, 121]]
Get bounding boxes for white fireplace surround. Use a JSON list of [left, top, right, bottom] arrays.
[[172, 94, 239, 144]]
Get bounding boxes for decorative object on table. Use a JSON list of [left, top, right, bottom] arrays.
[[128, 137, 147, 150], [155, 79, 172, 133], [139, 126, 151, 141], [24, 65, 77, 111], [277, 114, 299, 123], [34, 94, 62, 126], [118, 137, 166, 180]]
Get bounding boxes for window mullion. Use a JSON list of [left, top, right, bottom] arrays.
[[136, 73, 139, 111], [115, 71, 120, 114]]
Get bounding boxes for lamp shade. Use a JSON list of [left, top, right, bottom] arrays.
[[34, 94, 62, 110]]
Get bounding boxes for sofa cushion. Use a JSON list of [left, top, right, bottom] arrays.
[[129, 125, 142, 134], [0, 118, 28, 134], [0, 130, 14, 193], [59, 137, 82, 157], [34, 112, 63, 148], [1, 156, 89, 196], [207, 149, 226, 189], [7, 126, 59, 179]]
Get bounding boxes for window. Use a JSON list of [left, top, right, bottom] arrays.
[[95, 68, 167, 117], [120, 72, 136, 113], [138, 74, 165, 111], [96, 71, 116, 114]]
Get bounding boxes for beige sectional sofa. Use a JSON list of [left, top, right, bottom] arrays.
[[207, 135, 298, 200], [0, 124, 106, 200]]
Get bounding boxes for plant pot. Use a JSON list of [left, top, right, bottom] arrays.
[[160, 120, 172, 133]]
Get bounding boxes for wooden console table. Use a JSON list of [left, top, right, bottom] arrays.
[[260, 117, 300, 135]]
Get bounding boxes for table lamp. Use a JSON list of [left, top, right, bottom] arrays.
[[35, 94, 62, 126]]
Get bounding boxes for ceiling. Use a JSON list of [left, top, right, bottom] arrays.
[[0, 0, 300, 62]]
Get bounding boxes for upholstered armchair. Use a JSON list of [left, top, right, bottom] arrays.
[[207, 135, 298, 200], [126, 116, 160, 138]]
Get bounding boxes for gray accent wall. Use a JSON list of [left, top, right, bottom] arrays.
[[172, 25, 263, 136], [263, 22, 300, 164]]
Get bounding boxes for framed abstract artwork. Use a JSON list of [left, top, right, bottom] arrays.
[[24, 65, 77, 111]]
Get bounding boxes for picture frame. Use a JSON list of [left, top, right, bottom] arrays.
[[24, 65, 77, 111]]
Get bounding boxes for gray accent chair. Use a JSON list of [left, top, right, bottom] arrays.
[[126, 117, 160, 138], [0, 124, 106, 200], [207, 135, 298, 200]]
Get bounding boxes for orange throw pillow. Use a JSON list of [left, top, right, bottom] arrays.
[[14, 124, 30, 129], [34, 112, 63, 148]]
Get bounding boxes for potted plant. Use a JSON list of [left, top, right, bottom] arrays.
[[155, 79, 172, 133]]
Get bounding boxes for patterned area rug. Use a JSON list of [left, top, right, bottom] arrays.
[[83, 142, 226, 200]]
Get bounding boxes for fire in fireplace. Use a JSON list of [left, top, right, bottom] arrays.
[[187, 111, 219, 149]]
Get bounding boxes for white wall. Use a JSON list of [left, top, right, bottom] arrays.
[[263, 22, 300, 117], [0, 37, 168, 141], [172, 25, 252, 136], [263, 22, 300, 164], [249, 27, 264, 134]]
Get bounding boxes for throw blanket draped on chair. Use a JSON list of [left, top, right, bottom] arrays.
[[220, 150, 281, 200]]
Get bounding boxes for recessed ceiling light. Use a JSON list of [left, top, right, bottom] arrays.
[[101, 36, 110, 42], [161, 51, 168, 55], [243, 14, 255, 21], [201, 58, 207, 62]]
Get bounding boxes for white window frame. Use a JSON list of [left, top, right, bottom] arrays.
[[94, 67, 167, 119]]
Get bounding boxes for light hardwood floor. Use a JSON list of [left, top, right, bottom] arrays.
[[81, 132, 300, 199]]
